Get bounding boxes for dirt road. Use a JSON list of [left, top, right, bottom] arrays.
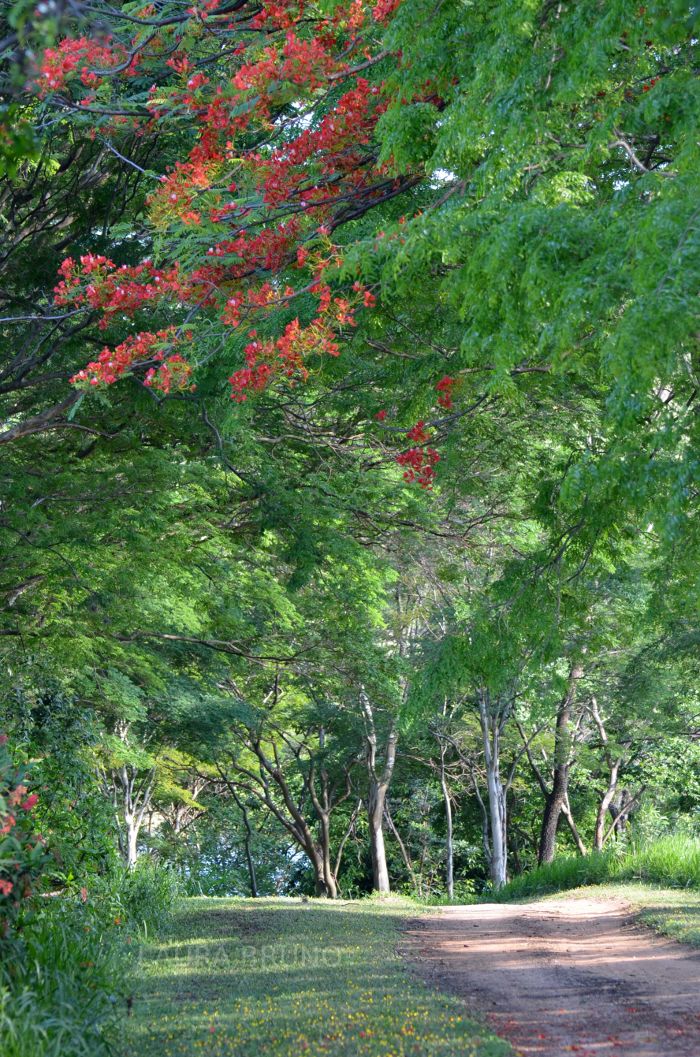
[[405, 898, 700, 1056]]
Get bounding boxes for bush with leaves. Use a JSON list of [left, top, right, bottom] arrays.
[[0, 734, 47, 935]]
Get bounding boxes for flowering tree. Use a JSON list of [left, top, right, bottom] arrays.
[[24, 0, 452, 484]]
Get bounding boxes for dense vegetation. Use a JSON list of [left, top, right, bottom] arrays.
[[1, 0, 699, 1052]]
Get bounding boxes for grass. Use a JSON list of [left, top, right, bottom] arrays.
[[0, 860, 181, 1057], [488, 834, 700, 903], [123, 895, 512, 1057]]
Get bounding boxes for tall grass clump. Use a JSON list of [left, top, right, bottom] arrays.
[[621, 834, 700, 888], [116, 859, 182, 935], [0, 897, 130, 1057], [490, 834, 700, 902]]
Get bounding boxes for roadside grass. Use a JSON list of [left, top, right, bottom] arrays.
[[124, 896, 511, 1057], [488, 835, 700, 903]]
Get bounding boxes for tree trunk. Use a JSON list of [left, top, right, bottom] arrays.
[[229, 735, 344, 898], [479, 689, 508, 889], [361, 691, 397, 894], [368, 780, 390, 893], [318, 813, 338, 898], [243, 830, 258, 897], [124, 813, 139, 869], [117, 762, 155, 870], [439, 742, 454, 899], [561, 793, 587, 856], [231, 789, 258, 896], [485, 760, 507, 888], [589, 696, 623, 852], [594, 759, 621, 851], [537, 663, 584, 866]]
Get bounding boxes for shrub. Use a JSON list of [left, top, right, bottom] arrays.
[[114, 859, 181, 935], [0, 735, 178, 1056], [0, 733, 47, 934]]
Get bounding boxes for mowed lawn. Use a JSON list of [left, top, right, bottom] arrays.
[[124, 897, 511, 1057]]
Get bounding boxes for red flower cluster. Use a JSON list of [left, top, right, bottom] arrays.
[[36, 0, 439, 468], [234, 31, 338, 96], [372, 0, 402, 22], [70, 328, 190, 390], [0, 736, 47, 932], [395, 420, 441, 487], [35, 36, 128, 95], [258, 79, 381, 208], [406, 420, 430, 443], [144, 353, 195, 394], [435, 374, 456, 410], [396, 445, 440, 488], [55, 256, 191, 327]]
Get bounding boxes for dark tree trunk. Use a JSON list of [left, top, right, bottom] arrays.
[[537, 663, 583, 866], [231, 789, 258, 897]]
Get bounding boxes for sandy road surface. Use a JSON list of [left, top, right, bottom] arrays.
[[404, 898, 700, 1056]]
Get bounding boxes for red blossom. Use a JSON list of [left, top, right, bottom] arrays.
[[0, 814, 16, 836], [396, 445, 440, 488], [39, 0, 409, 414], [406, 420, 430, 443], [70, 328, 188, 389], [34, 36, 128, 96], [8, 785, 27, 807], [435, 374, 456, 409]]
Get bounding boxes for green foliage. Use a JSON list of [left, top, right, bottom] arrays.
[[0, 896, 130, 1057], [6, 694, 119, 889], [2, 4, 700, 1049], [0, 737, 47, 932], [0, 856, 180, 1056], [114, 861, 181, 936]]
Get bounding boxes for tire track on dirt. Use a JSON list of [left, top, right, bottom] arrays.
[[404, 898, 700, 1056]]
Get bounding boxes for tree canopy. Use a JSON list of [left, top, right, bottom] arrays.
[[0, 0, 698, 916]]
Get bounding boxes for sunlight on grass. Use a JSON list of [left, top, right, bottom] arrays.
[[125, 897, 511, 1057]]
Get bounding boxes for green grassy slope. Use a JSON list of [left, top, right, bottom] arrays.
[[124, 896, 511, 1057]]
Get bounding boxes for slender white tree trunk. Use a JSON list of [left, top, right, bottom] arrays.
[[438, 741, 454, 898], [361, 691, 397, 894], [368, 791, 391, 893], [479, 689, 508, 889], [125, 814, 139, 869]]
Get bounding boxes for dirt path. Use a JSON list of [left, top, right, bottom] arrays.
[[405, 898, 700, 1057]]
